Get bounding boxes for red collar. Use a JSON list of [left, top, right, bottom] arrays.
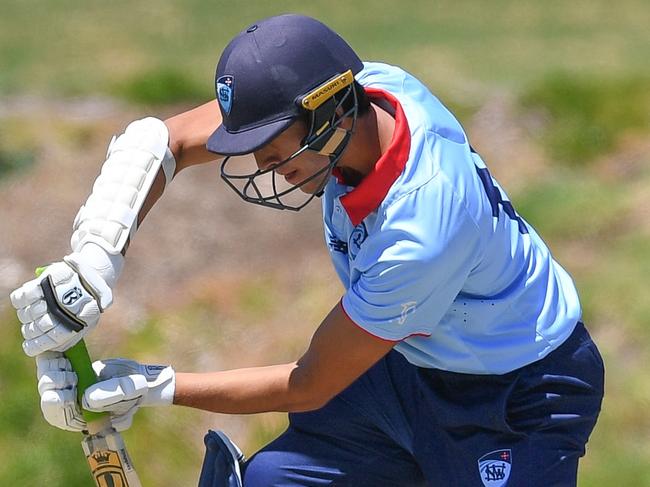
[[335, 87, 411, 226]]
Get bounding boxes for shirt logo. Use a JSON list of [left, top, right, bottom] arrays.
[[398, 301, 417, 325], [348, 222, 368, 260], [478, 449, 512, 487], [329, 236, 348, 254], [217, 75, 234, 115]]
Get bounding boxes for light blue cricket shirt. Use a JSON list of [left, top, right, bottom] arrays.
[[322, 62, 581, 374]]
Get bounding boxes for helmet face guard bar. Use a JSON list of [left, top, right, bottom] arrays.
[[220, 71, 358, 211]]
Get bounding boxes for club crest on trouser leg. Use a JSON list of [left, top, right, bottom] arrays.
[[217, 75, 234, 115], [477, 449, 512, 487]]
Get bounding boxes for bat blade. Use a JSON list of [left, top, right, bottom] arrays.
[[65, 340, 143, 487], [82, 422, 141, 487], [34, 268, 142, 486]]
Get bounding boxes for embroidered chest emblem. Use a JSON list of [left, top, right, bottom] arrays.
[[348, 222, 368, 260]]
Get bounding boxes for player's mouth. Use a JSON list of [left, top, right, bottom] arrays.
[[283, 170, 299, 183]]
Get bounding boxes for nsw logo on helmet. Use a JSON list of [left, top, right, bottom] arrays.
[[217, 75, 235, 115]]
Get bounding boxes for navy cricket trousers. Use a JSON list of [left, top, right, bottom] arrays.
[[240, 322, 604, 486]]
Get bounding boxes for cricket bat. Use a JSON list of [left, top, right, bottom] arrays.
[[34, 267, 142, 486], [65, 339, 143, 487]]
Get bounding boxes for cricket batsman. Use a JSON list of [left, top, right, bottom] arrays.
[[11, 14, 604, 486]]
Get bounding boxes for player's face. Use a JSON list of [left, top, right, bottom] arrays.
[[253, 121, 332, 194]]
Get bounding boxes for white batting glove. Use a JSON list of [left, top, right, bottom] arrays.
[[37, 352, 135, 432], [83, 358, 176, 415], [10, 252, 113, 357]]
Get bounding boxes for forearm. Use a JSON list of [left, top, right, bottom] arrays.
[[172, 304, 396, 416], [173, 362, 323, 414]]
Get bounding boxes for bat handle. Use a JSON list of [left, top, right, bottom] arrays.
[[34, 267, 107, 426], [64, 340, 108, 425]]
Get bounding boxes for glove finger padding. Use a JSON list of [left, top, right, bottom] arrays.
[[21, 315, 56, 340], [36, 351, 84, 431], [36, 350, 73, 374], [39, 384, 134, 433], [38, 370, 78, 395], [40, 388, 87, 432], [84, 358, 175, 414], [35, 352, 138, 432], [25, 329, 75, 357], [9, 278, 44, 309], [37, 356, 76, 395], [83, 374, 149, 412], [11, 259, 110, 356], [16, 299, 48, 324]]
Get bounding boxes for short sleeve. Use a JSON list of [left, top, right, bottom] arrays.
[[341, 176, 481, 341]]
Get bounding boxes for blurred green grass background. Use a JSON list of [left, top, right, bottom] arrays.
[[1, 0, 649, 485]]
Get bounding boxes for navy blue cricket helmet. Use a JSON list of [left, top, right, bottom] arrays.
[[207, 14, 365, 211]]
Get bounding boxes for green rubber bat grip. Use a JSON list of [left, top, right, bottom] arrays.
[[64, 340, 107, 423]]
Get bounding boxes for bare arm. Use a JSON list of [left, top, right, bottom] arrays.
[[165, 99, 224, 172], [136, 100, 224, 226], [173, 303, 396, 414]]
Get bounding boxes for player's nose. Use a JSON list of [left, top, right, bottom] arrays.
[[253, 152, 277, 172]]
